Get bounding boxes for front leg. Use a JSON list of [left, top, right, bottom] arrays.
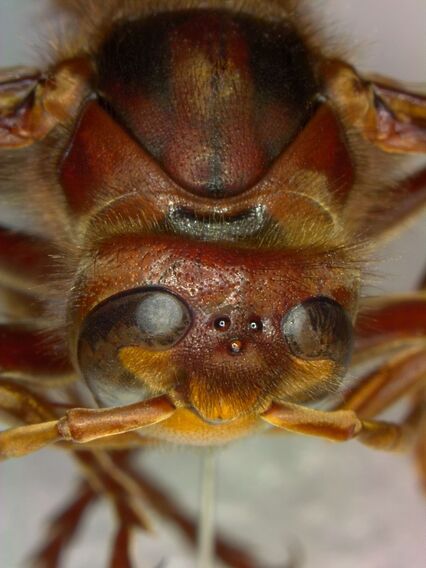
[[0, 395, 175, 459], [30, 481, 97, 568], [340, 347, 426, 418], [0, 60, 92, 148], [261, 398, 423, 452], [354, 293, 426, 364], [324, 59, 426, 154]]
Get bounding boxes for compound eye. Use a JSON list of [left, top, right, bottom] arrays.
[[78, 288, 192, 407], [80, 288, 192, 352], [281, 297, 353, 365]]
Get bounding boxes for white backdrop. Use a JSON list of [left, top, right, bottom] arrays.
[[0, 1, 425, 567]]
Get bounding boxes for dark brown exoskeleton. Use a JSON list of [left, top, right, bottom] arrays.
[[0, 1, 425, 566]]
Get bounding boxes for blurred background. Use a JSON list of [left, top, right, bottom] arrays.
[[0, 1, 425, 567]]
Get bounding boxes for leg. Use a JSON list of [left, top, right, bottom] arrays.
[[0, 324, 73, 385], [122, 455, 259, 568], [262, 391, 424, 452], [66, 432, 161, 452], [263, 293, 426, 475], [109, 522, 133, 568], [0, 60, 91, 149], [0, 379, 56, 424], [0, 395, 175, 458], [0, 286, 46, 324], [338, 346, 426, 487], [0, 380, 74, 458], [30, 449, 151, 568], [413, 387, 426, 492], [0, 227, 59, 293], [0, 379, 167, 456], [2, 397, 293, 568], [0, 383, 100, 566], [364, 167, 426, 242], [262, 306, 426, 450], [89, 451, 285, 568], [323, 60, 426, 154], [323, 61, 426, 243], [347, 284, 426, 418], [31, 450, 151, 568], [339, 347, 426, 418], [354, 293, 426, 364], [31, 482, 97, 568], [418, 267, 426, 291], [78, 452, 151, 568]]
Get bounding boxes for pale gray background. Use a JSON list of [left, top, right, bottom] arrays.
[[0, 1, 425, 567]]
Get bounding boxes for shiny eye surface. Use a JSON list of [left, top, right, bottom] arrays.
[[80, 288, 192, 352], [281, 297, 353, 365], [135, 291, 191, 345]]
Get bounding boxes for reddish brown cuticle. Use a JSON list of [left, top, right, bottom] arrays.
[[97, 11, 319, 199]]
